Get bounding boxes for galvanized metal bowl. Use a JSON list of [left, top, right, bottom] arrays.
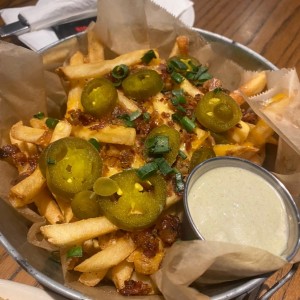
[[0, 28, 291, 300]]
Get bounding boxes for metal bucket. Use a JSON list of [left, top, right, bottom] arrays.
[[0, 29, 297, 300]]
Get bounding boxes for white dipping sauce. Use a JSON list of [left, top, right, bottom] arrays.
[[188, 166, 289, 256]]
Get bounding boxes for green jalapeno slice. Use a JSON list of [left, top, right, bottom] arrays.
[[121, 69, 163, 101], [98, 169, 166, 231], [39, 137, 102, 199], [145, 125, 180, 165], [195, 90, 242, 133], [189, 146, 216, 171], [81, 78, 118, 118]]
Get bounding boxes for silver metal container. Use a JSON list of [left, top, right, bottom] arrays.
[[183, 156, 300, 299], [0, 29, 296, 300]]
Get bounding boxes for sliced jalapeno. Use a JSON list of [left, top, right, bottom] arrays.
[[195, 90, 242, 133], [39, 137, 102, 199], [189, 146, 216, 171], [71, 190, 101, 219], [98, 169, 166, 231], [145, 125, 180, 165], [122, 69, 163, 101], [81, 78, 118, 118]]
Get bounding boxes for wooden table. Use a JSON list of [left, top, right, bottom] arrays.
[[0, 0, 300, 299]]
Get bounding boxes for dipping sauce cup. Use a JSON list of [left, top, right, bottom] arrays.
[[183, 157, 300, 260]]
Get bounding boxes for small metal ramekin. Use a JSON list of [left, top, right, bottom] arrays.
[[183, 156, 300, 261]]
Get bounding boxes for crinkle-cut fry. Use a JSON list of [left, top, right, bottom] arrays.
[[168, 35, 189, 57], [9, 167, 46, 208], [78, 269, 108, 287], [53, 196, 74, 223], [180, 79, 203, 97], [74, 236, 136, 273], [58, 49, 155, 80], [10, 122, 47, 145], [65, 51, 85, 118], [117, 90, 141, 113], [49, 120, 72, 143], [230, 71, 267, 105], [34, 189, 64, 225], [72, 124, 136, 146], [40, 216, 118, 247], [87, 27, 105, 63], [111, 260, 134, 290]]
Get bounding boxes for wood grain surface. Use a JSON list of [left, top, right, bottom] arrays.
[[0, 0, 300, 299]]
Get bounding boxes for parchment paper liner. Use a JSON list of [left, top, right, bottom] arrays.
[[1, 0, 300, 299]]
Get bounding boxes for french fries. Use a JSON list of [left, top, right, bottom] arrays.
[[74, 235, 136, 272], [72, 124, 136, 146], [0, 27, 276, 297], [9, 167, 46, 208], [40, 216, 118, 247], [58, 49, 157, 80]]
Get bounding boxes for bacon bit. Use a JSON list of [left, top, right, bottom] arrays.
[[155, 214, 181, 246], [0, 145, 38, 173], [132, 229, 159, 258], [134, 118, 151, 138], [119, 148, 134, 169], [0, 144, 20, 159], [36, 130, 52, 147], [181, 131, 194, 152], [202, 78, 222, 91], [119, 280, 152, 296], [242, 109, 258, 124], [67, 109, 98, 126]]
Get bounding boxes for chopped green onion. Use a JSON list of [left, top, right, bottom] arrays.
[[154, 157, 174, 176], [129, 110, 142, 121], [146, 135, 170, 155], [172, 113, 182, 123], [112, 64, 129, 79], [67, 245, 83, 258], [180, 116, 196, 132], [137, 162, 159, 180], [141, 50, 157, 65], [171, 89, 184, 97], [174, 172, 185, 193], [171, 95, 186, 106], [176, 105, 186, 113], [213, 87, 224, 93], [112, 79, 123, 87], [178, 150, 187, 160], [46, 118, 59, 129], [168, 57, 188, 71], [118, 114, 134, 127], [171, 72, 185, 84], [33, 112, 45, 119], [185, 65, 212, 85], [143, 112, 151, 121], [88, 138, 101, 151]]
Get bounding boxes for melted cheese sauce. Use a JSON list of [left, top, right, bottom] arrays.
[[188, 166, 289, 256]]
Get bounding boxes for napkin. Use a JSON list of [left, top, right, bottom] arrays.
[[0, 0, 194, 52]]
